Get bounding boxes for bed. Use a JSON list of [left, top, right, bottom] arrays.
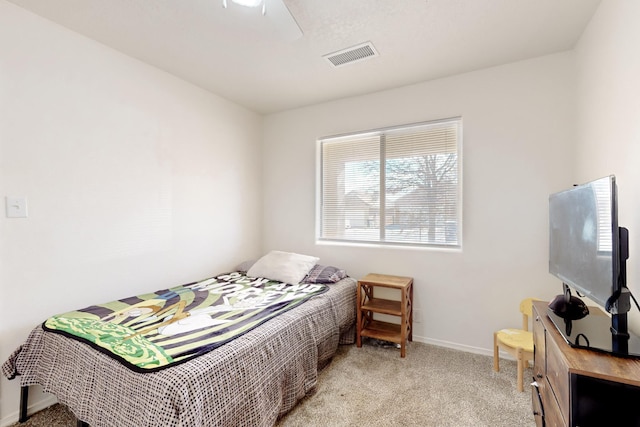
[[2, 252, 357, 427]]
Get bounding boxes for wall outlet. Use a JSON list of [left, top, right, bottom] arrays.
[[413, 309, 421, 324]]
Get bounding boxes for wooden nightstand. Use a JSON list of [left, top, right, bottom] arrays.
[[356, 273, 413, 357]]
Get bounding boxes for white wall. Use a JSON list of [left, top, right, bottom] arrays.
[[574, 0, 640, 330], [0, 1, 262, 423], [6, 0, 632, 423], [262, 53, 576, 352]]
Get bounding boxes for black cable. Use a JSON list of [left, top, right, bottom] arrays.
[[629, 289, 640, 312], [575, 333, 590, 347]]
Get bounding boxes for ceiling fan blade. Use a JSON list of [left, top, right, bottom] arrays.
[[266, 0, 303, 41]]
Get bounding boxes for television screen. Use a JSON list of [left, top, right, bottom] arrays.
[[548, 175, 619, 309]]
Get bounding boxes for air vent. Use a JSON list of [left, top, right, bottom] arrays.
[[323, 42, 378, 67]]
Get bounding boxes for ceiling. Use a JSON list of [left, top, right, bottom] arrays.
[[8, 0, 601, 114]]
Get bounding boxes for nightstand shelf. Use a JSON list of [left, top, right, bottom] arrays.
[[359, 320, 402, 342], [356, 273, 413, 357], [361, 298, 403, 316]]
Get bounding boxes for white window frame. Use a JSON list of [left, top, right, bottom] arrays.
[[316, 117, 463, 249]]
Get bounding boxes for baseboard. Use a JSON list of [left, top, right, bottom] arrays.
[[0, 394, 58, 427], [412, 335, 523, 363], [412, 334, 494, 357]]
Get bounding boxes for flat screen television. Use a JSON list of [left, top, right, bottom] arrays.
[[548, 175, 638, 357]]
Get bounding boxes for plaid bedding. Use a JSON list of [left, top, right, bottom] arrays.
[[43, 272, 328, 372], [2, 276, 356, 427]]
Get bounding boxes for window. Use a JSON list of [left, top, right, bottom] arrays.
[[318, 117, 462, 247]]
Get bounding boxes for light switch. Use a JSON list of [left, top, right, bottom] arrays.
[[6, 196, 28, 218]]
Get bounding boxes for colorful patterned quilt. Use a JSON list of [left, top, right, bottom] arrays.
[[43, 272, 327, 372]]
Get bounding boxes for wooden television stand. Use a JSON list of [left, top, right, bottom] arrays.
[[532, 301, 640, 426]]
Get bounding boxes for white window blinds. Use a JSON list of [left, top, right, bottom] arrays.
[[319, 117, 461, 247]]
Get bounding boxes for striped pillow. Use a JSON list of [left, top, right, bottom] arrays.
[[303, 265, 347, 284]]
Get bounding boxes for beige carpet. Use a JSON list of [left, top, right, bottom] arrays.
[[12, 341, 534, 427]]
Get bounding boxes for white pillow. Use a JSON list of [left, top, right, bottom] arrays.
[[247, 250, 319, 284]]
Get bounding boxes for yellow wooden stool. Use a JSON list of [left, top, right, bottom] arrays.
[[493, 297, 539, 392]]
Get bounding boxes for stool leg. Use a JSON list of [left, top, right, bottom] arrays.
[[517, 348, 524, 392], [493, 332, 500, 372]]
